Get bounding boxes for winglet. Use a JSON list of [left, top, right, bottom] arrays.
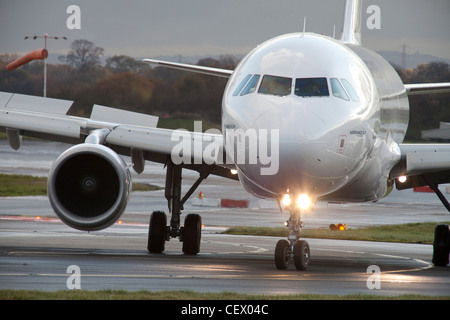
[[340, 0, 362, 45]]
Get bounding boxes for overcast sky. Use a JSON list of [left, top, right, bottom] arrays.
[[1, 0, 449, 60]]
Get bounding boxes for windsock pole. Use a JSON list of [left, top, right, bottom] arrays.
[[7, 34, 67, 97]]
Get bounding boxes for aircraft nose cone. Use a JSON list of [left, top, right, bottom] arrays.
[[252, 106, 327, 142], [252, 107, 328, 167], [250, 106, 331, 192]]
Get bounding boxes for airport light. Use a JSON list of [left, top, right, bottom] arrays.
[[24, 34, 67, 97], [338, 223, 347, 231], [330, 223, 347, 231]]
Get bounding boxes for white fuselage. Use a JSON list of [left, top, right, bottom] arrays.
[[222, 33, 409, 203]]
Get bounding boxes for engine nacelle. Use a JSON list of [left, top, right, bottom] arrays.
[[48, 143, 131, 231]]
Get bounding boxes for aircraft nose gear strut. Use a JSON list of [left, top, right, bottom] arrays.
[[275, 207, 310, 270]]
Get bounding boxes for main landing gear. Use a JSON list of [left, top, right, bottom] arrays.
[[422, 175, 450, 266], [275, 205, 310, 270], [147, 161, 212, 255]]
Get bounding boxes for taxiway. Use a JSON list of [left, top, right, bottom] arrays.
[[0, 140, 449, 296]]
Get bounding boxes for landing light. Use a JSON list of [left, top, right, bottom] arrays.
[[282, 194, 292, 206], [398, 176, 407, 183], [297, 194, 311, 211], [230, 169, 238, 175]]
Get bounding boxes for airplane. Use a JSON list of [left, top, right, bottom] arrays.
[[1, 0, 450, 270]]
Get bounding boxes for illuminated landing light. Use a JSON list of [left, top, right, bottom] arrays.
[[230, 169, 238, 175], [398, 176, 407, 183], [282, 194, 292, 206], [297, 194, 311, 211]]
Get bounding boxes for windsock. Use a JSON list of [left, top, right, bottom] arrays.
[[6, 49, 48, 71]]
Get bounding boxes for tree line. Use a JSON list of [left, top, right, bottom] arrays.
[[0, 40, 235, 124], [1, 39, 449, 141]]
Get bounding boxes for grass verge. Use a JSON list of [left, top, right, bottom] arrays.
[[0, 289, 447, 300], [0, 173, 162, 197], [222, 223, 450, 245], [0, 174, 48, 197]]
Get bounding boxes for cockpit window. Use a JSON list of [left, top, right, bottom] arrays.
[[258, 75, 292, 96], [340, 79, 359, 102], [240, 74, 260, 96], [233, 74, 252, 96], [330, 78, 350, 101], [295, 78, 329, 97]]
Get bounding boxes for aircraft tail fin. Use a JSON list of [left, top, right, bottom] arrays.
[[340, 0, 362, 45]]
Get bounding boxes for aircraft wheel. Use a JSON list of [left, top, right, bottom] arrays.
[[182, 214, 202, 255], [432, 224, 449, 266], [293, 240, 310, 271], [275, 239, 291, 270], [147, 211, 167, 253]]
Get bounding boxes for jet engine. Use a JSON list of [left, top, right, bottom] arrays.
[[47, 143, 131, 231]]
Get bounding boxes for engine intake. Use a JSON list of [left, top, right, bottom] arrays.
[[48, 144, 131, 231]]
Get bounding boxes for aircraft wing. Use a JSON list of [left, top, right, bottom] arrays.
[[391, 143, 450, 190], [144, 59, 233, 78], [0, 91, 236, 179], [404, 83, 450, 95], [390, 82, 450, 188]]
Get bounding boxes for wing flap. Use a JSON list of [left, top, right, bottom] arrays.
[[1, 92, 73, 115], [91, 104, 158, 128]]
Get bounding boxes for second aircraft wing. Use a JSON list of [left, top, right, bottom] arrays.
[[143, 59, 233, 78], [404, 82, 450, 95]]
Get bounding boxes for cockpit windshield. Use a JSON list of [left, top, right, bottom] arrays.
[[330, 78, 349, 101], [233, 74, 359, 103], [240, 74, 260, 96], [294, 78, 329, 97], [258, 75, 292, 96]]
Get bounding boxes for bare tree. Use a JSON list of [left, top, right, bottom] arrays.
[[60, 39, 104, 72]]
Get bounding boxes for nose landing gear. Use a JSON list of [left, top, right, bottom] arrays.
[[274, 206, 310, 270]]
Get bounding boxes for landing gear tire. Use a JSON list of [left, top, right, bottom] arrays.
[[293, 240, 310, 271], [147, 211, 167, 254], [432, 224, 450, 266], [274, 239, 310, 270], [182, 214, 202, 255], [275, 240, 290, 270]]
